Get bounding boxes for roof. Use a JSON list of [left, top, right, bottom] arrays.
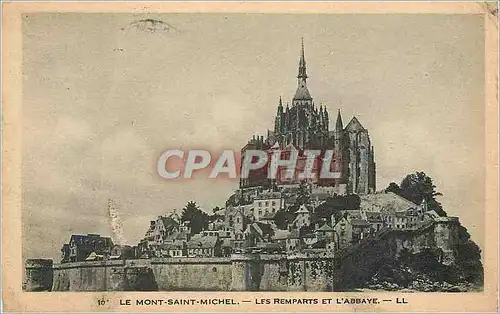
[[256, 242, 282, 249], [255, 222, 274, 236], [360, 192, 418, 213], [311, 239, 327, 249], [344, 116, 366, 132], [167, 211, 181, 223], [317, 223, 335, 232], [160, 216, 180, 231], [333, 215, 350, 227], [69, 234, 113, 247], [293, 83, 312, 100], [426, 210, 441, 219], [284, 143, 298, 151], [272, 229, 291, 240], [160, 243, 183, 250], [260, 212, 277, 220], [394, 211, 408, 218], [296, 205, 310, 214], [255, 192, 282, 200], [164, 230, 189, 243]]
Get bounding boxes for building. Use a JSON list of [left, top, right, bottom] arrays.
[[63, 234, 114, 262], [240, 40, 376, 195], [137, 212, 183, 257], [186, 235, 222, 257], [332, 216, 353, 249], [252, 192, 284, 221], [243, 222, 275, 247], [160, 243, 186, 258]]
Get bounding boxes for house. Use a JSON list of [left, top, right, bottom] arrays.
[[244, 222, 275, 247], [285, 229, 301, 252], [186, 235, 221, 257], [271, 229, 291, 249], [315, 223, 336, 241], [137, 213, 181, 257], [160, 242, 186, 257], [302, 233, 317, 246], [351, 219, 371, 242], [393, 211, 408, 229], [220, 238, 233, 256], [233, 231, 246, 249], [208, 217, 226, 231], [258, 212, 277, 228], [365, 212, 384, 233], [252, 192, 284, 221], [66, 234, 114, 262], [85, 252, 104, 261], [293, 205, 311, 229], [332, 216, 352, 249]]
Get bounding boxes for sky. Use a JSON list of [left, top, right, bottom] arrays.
[[22, 13, 485, 261]]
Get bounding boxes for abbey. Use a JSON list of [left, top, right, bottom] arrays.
[[241, 40, 376, 195]]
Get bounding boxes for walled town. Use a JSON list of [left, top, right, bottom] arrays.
[[24, 41, 482, 292], [58, 41, 435, 264]]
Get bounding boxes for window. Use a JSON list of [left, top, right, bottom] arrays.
[[259, 202, 262, 207], [272, 201, 276, 206], [265, 201, 269, 206]]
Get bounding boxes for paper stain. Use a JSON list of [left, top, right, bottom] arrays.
[[129, 19, 180, 34], [107, 199, 126, 245]]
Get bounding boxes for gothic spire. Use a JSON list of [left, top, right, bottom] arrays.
[[293, 38, 312, 101], [277, 96, 283, 114], [335, 109, 343, 131], [298, 37, 308, 80]]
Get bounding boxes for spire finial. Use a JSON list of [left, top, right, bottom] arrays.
[[301, 37, 305, 57]]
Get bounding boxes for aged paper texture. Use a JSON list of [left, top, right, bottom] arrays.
[[2, 1, 499, 312]]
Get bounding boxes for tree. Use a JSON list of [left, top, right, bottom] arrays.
[[386, 172, 446, 217], [181, 201, 209, 234], [385, 182, 403, 195], [296, 181, 311, 206], [454, 225, 484, 284], [274, 209, 296, 230]]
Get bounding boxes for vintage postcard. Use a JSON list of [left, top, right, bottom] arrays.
[[2, 1, 499, 313]]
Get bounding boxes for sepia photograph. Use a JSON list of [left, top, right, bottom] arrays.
[[2, 2, 498, 313]]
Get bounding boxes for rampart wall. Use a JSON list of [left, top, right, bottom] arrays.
[[25, 218, 460, 292]]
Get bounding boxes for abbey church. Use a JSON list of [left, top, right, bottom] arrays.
[[240, 40, 376, 195]]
